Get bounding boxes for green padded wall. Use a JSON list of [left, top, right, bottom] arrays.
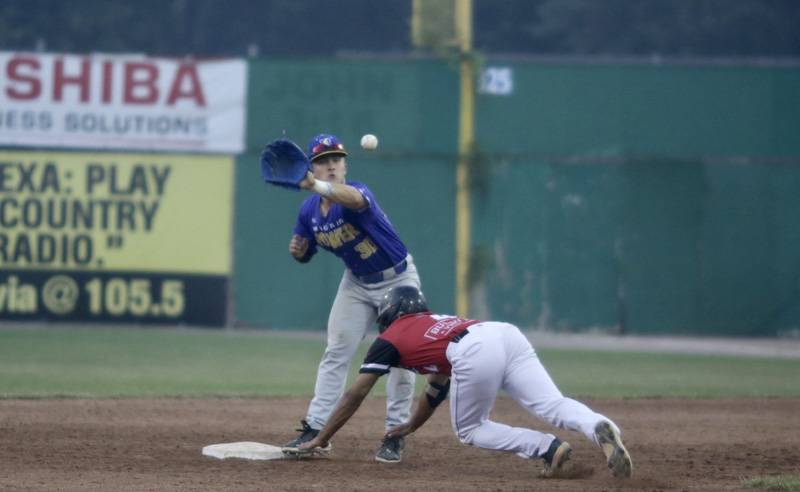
[[234, 56, 800, 335], [474, 60, 800, 335]]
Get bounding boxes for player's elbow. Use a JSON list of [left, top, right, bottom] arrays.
[[341, 190, 367, 211]]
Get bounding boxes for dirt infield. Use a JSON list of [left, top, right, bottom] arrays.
[[1, 397, 798, 491]]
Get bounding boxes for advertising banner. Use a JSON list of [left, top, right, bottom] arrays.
[[0, 52, 246, 153], [0, 151, 233, 326]]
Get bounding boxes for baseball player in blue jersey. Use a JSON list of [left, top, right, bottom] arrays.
[[282, 133, 421, 463]]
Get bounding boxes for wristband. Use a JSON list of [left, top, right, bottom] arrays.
[[425, 380, 450, 408], [312, 180, 333, 197]]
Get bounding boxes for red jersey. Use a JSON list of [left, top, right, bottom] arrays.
[[359, 313, 480, 376]]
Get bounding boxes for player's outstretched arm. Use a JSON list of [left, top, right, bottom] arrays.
[[386, 374, 450, 438], [299, 171, 366, 210], [299, 372, 380, 450]]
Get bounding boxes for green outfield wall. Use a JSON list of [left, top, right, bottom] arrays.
[[472, 60, 800, 336], [234, 57, 800, 336]]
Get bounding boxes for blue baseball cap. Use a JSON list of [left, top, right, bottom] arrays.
[[308, 133, 348, 162]]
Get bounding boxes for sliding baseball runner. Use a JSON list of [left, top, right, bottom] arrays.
[[289, 286, 633, 479]]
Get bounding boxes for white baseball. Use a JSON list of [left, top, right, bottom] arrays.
[[360, 134, 378, 150]]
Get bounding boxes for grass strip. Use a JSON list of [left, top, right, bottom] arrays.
[[742, 475, 800, 491]]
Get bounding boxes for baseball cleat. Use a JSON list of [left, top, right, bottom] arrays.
[[281, 443, 332, 459], [540, 438, 572, 478], [595, 421, 633, 478], [281, 419, 332, 458], [375, 436, 404, 463], [283, 419, 322, 448]]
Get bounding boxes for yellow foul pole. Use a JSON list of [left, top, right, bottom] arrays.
[[454, 0, 473, 318], [410, 0, 423, 47]]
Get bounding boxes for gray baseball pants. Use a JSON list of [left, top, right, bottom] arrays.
[[305, 255, 420, 431]]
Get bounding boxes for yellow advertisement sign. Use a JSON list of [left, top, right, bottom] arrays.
[[0, 151, 232, 274]]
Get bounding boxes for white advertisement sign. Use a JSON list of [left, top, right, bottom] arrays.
[[0, 52, 247, 153]]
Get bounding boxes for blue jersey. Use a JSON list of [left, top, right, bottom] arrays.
[[293, 181, 408, 276]]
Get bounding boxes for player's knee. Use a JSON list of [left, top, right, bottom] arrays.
[[318, 348, 357, 372], [394, 368, 415, 385], [322, 339, 359, 359], [454, 424, 478, 445]]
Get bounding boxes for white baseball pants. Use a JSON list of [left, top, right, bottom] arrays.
[[305, 256, 420, 431], [446, 321, 619, 459]]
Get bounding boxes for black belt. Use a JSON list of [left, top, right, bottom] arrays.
[[450, 329, 469, 343], [356, 259, 408, 284]]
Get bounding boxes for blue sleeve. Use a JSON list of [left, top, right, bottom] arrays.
[[349, 181, 376, 215]]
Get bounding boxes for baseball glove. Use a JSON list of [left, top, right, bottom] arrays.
[[260, 138, 311, 190]]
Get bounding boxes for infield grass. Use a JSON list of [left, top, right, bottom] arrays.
[[1, 326, 798, 398], [743, 475, 800, 491]]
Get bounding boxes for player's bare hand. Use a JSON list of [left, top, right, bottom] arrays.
[[289, 234, 309, 259], [298, 437, 327, 451], [385, 423, 414, 439], [298, 171, 315, 190]]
